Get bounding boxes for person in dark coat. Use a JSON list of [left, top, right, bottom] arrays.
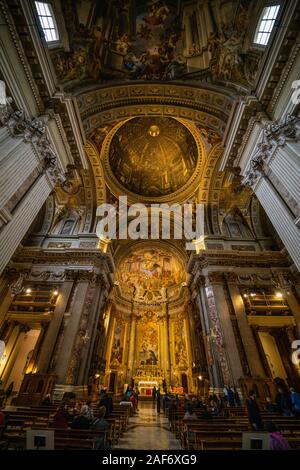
[[156, 388, 161, 414], [92, 406, 109, 450], [227, 387, 235, 407], [276, 388, 294, 417], [71, 405, 90, 429], [246, 390, 263, 430], [52, 405, 70, 429], [99, 389, 113, 418], [233, 387, 241, 406], [152, 386, 157, 402], [265, 396, 278, 412]]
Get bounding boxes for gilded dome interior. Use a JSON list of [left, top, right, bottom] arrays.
[[108, 117, 198, 197]]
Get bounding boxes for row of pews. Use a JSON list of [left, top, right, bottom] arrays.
[[167, 406, 300, 450], [0, 403, 131, 450]]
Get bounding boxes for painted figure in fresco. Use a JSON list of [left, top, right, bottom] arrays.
[[116, 34, 130, 54], [123, 52, 147, 78], [143, 1, 170, 26], [146, 350, 158, 365]]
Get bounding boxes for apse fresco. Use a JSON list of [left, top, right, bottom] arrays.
[[109, 117, 198, 197], [51, 0, 260, 87], [117, 247, 185, 302]]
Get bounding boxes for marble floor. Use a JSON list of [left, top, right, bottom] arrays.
[[114, 401, 182, 450]]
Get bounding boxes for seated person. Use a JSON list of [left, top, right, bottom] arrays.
[[52, 404, 70, 429], [265, 396, 278, 412], [41, 393, 52, 406], [265, 421, 290, 450], [209, 399, 220, 416], [71, 405, 90, 429], [92, 406, 109, 450], [183, 405, 198, 421]]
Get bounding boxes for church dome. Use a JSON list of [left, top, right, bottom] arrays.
[[107, 117, 199, 198]]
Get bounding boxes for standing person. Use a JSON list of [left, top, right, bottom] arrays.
[[134, 388, 139, 410], [156, 388, 161, 414], [227, 386, 235, 407], [246, 390, 263, 430], [129, 391, 137, 412], [276, 388, 294, 417], [152, 386, 157, 402], [233, 387, 241, 406], [290, 387, 300, 417], [223, 386, 229, 405]]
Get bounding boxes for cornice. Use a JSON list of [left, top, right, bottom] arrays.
[[187, 249, 290, 273], [10, 247, 115, 273]]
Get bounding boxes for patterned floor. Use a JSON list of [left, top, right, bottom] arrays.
[[114, 401, 182, 450]]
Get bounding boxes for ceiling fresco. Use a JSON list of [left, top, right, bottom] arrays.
[[107, 116, 198, 197], [51, 0, 261, 88]]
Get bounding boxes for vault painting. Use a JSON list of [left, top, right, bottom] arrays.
[[116, 247, 185, 302], [108, 117, 198, 197], [51, 0, 261, 87]]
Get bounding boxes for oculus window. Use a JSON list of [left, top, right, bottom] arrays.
[[35, 1, 59, 43], [254, 4, 280, 46]]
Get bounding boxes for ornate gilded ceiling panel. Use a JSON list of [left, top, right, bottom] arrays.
[[100, 116, 205, 203], [108, 116, 197, 197]]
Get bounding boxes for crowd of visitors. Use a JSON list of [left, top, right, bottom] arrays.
[[50, 389, 113, 449]]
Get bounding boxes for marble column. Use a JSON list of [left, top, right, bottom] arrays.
[[54, 278, 90, 384], [127, 313, 137, 379], [196, 287, 218, 387], [0, 322, 20, 380], [105, 313, 116, 386], [35, 279, 74, 374], [0, 324, 24, 386], [78, 283, 106, 385], [0, 139, 38, 210], [206, 273, 244, 386], [0, 282, 13, 330], [254, 176, 300, 271], [270, 145, 300, 209], [226, 278, 265, 377], [163, 313, 171, 384], [0, 174, 52, 274]]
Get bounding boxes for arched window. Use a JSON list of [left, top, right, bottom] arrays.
[[254, 4, 280, 46], [35, 1, 59, 43]]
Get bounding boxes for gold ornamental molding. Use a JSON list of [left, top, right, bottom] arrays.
[[76, 83, 234, 135]]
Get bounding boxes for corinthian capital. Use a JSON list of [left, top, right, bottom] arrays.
[[265, 114, 300, 144], [1, 104, 65, 187]]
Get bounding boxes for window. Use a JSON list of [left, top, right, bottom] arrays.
[[35, 1, 59, 43], [254, 4, 280, 46]]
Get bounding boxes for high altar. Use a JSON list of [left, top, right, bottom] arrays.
[[101, 247, 202, 395]]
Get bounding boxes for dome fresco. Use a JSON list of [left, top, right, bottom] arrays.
[[108, 117, 198, 197]]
